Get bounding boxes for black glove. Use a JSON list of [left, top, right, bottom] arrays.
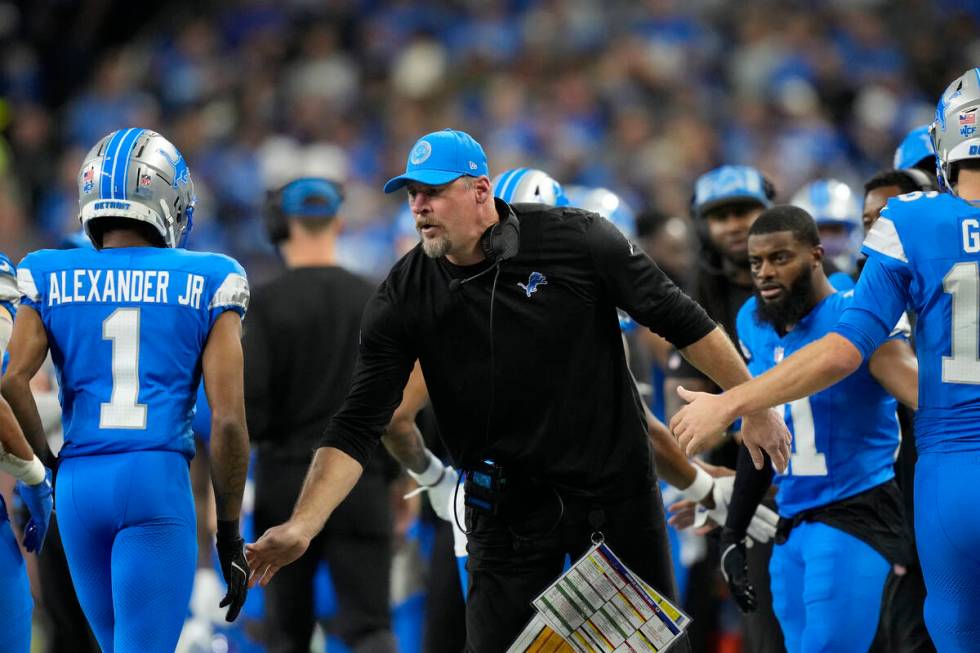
[[720, 527, 757, 613], [216, 520, 249, 622]]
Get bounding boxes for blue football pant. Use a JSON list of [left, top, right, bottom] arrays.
[[770, 520, 889, 653], [915, 452, 980, 652], [57, 451, 196, 653], [0, 499, 32, 653]]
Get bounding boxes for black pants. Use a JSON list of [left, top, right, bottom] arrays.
[[464, 484, 691, 653], [254, 458, 395, 653], [37, 514, 100, 653], [423, 519, 467, 653]]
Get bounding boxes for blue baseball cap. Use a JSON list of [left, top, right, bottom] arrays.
[[280, 177, 344, 217], [383, 129, 490, 193], [893, 124, 935, 170], [692, 165, 772, 217]]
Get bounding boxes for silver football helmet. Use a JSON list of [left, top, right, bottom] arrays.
[[78, 128, 196, 248], [492, 167, 568, 206], [791, 179, 861, 274], [930, 67, 980, 194]]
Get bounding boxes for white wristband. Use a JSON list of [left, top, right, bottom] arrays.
[[681, 465, 713, 502], [0, 452, 46, 485], [406, 449, 445, 487]]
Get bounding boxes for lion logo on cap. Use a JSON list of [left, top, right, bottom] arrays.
[[410, 140, 433, 165]]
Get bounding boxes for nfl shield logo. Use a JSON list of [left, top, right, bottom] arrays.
[[774, 346, 784, 363]]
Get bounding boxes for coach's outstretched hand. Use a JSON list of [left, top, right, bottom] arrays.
[[216, 521, 249, 622], [245, 520, 311, 588], [18, 468, 53, 553]]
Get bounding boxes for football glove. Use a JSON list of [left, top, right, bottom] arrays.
[[406, 450, 459, 522], [18, 468, 53, 553], [216, 521, 249, 622], [692, 475, 779, 545], [720, 527, 757, 613]]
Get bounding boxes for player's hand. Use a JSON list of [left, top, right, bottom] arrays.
[[215, 530, 249, 622], [667, 499, 702, 531], [18, 468, 53, 553], [405, 450, 458, 522], [739, 408, 791, 473], [426, 465, 459, 522], [245, 520, 311, 588], [720, 528, 757, 613]]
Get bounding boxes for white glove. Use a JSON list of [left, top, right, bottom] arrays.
[[692, 475, 779, 545], [189, 567, 226, 624], [405, 450, 459, 523], [451, 481, 468, 558]]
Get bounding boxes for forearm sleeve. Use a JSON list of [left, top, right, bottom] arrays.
[[725, 445, 775, 538]]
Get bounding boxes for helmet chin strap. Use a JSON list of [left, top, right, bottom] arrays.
[[159, 198, 180, 248]]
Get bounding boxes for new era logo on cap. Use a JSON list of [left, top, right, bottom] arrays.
[[384, 129, 490, 193]]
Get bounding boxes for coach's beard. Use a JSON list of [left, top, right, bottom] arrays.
[[422, 234, 452, 258]]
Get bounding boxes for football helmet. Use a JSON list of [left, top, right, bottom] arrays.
[[790, 179, 861, 274], [564, 185, 637, 238], [930, 67, 980, 194], [78, 128, 196, 249], [492, 167, 569, 207]]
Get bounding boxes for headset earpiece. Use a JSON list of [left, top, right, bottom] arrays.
[[480, 212, 520, 262], [264, 187, 289, 244]]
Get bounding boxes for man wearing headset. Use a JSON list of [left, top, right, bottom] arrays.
[[244, 177, 397, 653], [247, 129, 792, 652]]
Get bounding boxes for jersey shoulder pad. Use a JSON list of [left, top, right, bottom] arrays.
[[15, 249, 67, 303], [194, 252, 249, 313], [735, 295, 759, 357], [0, 252, 16, 303]]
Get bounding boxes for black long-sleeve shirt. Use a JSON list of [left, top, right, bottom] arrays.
[[322, 201, 715, 498], [245, 266, 376, 461]]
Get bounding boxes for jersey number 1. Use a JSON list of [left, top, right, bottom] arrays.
[[943, 262, 980, 384], [783, 397, 827, 476], [100, 308, 148, 429]]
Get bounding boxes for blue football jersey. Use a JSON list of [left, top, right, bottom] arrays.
[[842, 192, 980, 454], [738, 292, 901, 517], [0, 251, 17, 320], [17, 247, 248, 459]]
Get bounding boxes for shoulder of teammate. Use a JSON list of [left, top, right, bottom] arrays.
[[735, 295, 758, 361], [177, 250, 249, 319], [15, 248, 68, 307], [0, 251, 18, 305], [828, 271, 855, 292], [865, 191, 949, 266]]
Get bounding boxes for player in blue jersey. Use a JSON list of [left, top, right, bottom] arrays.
[[714, 206, 918, 652], [670, 68, 980, 651], [0, 252, 54, 653], [0, 129, 251, 653]]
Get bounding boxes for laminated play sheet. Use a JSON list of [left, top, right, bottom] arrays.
[[508, 542, 690, 653]]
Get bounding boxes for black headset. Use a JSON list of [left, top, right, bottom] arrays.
[[263, 178, 345, 245], [480, 210, 520, 262], [448, 209, 521, 291]]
